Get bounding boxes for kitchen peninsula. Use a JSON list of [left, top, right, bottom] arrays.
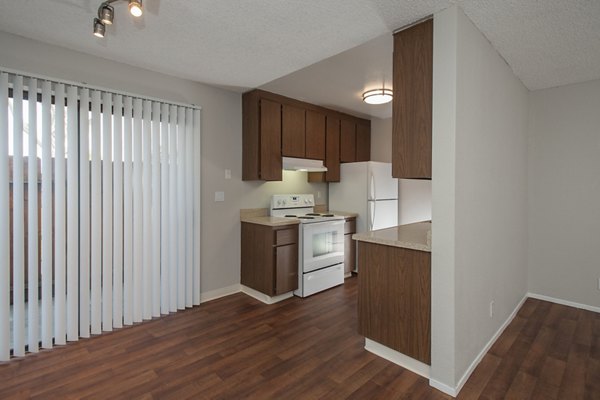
[[353, 222, 432, 378]]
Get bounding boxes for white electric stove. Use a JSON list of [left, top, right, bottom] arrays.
[[270, 194, 345, 297]]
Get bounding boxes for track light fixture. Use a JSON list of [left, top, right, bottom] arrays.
[[128, 0, 143, 17], [93, 0, 143, 38]]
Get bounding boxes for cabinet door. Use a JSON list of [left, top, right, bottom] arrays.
[[325, 116, 341, 182], [356, 123, 371, 162], [260, 99, 282, 181], [392, 19, 433, 178], [340, 119, 356, 163], [305, 110, 326, 160], [241, 223, 275, 296], [275, 244, 298, 294], [282, 104, 306, 158], [344, 234, 355, 275]]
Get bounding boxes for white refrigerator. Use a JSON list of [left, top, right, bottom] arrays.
[[329, 162, 398, 234]]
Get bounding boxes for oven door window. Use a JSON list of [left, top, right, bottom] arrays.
[[303, 221, 344, 273]]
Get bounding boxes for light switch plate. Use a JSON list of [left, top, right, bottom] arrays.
[[215, 191, 225, 202], [225, 169, 231, 179]]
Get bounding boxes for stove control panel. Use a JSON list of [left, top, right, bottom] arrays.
[[271, 194, 314, 210]]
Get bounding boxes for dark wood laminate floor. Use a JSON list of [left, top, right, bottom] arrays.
[[0, 277, 598, 399]]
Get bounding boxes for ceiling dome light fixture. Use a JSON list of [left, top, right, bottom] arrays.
[[128, 0, 143, 17], [362, 88, 393, 105], [93, 0, 143, 38]]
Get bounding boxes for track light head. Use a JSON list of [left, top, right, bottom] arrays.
[[99, 3, 114, 25], [92, 0, 144, 37], [93, 18, 106, 38], [128, 0, 143, 17]]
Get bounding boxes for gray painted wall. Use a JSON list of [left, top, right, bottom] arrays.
[[528, 79, 600, 309], [432, 5, 529, 389], [0, 31, 328, 296]]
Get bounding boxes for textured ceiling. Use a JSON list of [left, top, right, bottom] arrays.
[[0, 0, 599, 118]]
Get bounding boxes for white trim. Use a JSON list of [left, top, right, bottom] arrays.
[[429, 379, 457, 397], [0, 66, 201, 110], [200, 284, 241, 304], [527, 292, 600, 314], [364, 338, 431, 379], [444, 294, 528, 398], [241, 285, 294, 305]]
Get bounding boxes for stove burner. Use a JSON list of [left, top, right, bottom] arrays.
[[322, 214, 335, 217], [297, 216, 315, 219], [284, 214, 297, 217], [306, 213, 320, 216]]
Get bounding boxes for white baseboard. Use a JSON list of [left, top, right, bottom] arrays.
[[527, 292, 600, 313], [240, 285, 294, 305], [431, 294, 528, 398], [429, 379, 457, 397], [200, 284, 241, 303], [364, 338, 430, 379]]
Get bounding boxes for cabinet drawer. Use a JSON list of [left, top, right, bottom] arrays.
[[344, 218, 356, 234], [274, 227, 298, 246]]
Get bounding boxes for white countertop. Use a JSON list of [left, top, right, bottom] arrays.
[[352, 222, 432, 252]]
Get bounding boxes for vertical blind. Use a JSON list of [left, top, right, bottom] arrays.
[[0, 70, 202, 361]]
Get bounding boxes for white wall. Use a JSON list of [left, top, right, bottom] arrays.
[[370, 117, 392, 163], [0, 31, 328, 296], [528, 79, 600, 309], [432, 5, 529, 391]]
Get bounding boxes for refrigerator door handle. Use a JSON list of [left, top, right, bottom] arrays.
[[369, 172, 376, 201], [368, 201, 375, 231]]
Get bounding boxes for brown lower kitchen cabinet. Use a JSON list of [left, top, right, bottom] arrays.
[[343, 217, 356, 275], [241, 222, 298, 296], [357, 241, 431, 364]]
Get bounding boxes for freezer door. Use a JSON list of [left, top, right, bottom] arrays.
[[368, 162, 398, 200], [368, 199, 399, 231]]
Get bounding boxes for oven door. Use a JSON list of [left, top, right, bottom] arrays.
[[302, 220, 345, 273]]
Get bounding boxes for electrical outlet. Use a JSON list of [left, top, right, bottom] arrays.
[[489, 300, 495, 318], [225, 169, 231, 180], [317, 191, 321, 199]]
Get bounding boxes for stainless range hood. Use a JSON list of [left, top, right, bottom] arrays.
[[282, 157, 328, 172]]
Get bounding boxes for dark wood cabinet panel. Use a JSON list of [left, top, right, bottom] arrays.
[[357, 241, 431, 364], [340, 119, 356, 163], [305, 110, 326, 160], [344, 234, 355, 275], [241, 222, 274, 295], [343, 217, 356, 275], [325, 117, 341, 182], [355, 123, 371, 162], [243, 89, 371, 181], [282, 104, 306, 158], [242, 91, 260, 181], [392, 19, 433, 179], [308, 116, 340, 183], [260, 99, 282, 181], [275, 244, 298, 295], [241, 222, 298, 297]]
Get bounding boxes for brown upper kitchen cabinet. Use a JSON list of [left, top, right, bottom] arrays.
[[305, 110, 326, 160], [392, 18, 433, 179], [340, 119, 357, 163], [307, 116, 340, 183], [355, 123, 371, 162], [242, 91, 282, 181], [282, 104, 306, 158], [243, 89, 371, 181]]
